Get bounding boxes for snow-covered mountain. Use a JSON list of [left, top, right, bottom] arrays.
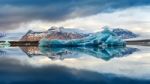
[[21, 27, 90, 41], [46, 27, 90, 39], [112, 28, 138, 39], [1, 27, 139, 41], [48, 26, 90, 34]]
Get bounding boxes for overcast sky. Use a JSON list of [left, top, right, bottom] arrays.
[[0, 0, 150, 32]]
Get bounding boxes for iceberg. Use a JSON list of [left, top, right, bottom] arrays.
[[0, 41, 11, 48], [39, 28, 126, 47]]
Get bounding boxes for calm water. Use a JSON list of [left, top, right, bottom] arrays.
[[0, 45, 150, 84]]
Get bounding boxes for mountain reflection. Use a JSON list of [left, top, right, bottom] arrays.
[[0, 49, 6, 56], [20, 46, 138, 61]]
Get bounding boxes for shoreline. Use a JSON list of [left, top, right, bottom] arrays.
[[0, 40, 150, 47]]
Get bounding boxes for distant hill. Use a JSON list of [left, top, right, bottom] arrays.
[[21, 27, 89, 41], [0, 32, 6, 38], [0, 33, 25, 41], [112, 28, 138, 39]]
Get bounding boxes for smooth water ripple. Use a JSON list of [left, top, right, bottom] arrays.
[[0, 46, 149, 84]]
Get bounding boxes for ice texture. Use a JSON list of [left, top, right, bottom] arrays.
[[39, 28, 126, 47]]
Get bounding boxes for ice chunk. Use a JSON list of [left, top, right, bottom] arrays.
[[39, 28, 126, 47]]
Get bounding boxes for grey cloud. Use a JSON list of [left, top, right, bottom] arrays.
[[0, 0, 150, 31]]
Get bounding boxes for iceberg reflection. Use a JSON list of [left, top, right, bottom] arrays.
[[0, 49, 6, 56], [20, 46, 138, 61], [0, 46, 138, 61]]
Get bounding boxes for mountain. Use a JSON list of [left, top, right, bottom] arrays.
[[21, 27, 138, 42], [0, 32, 6, 38], [112, 28, 138, 39], [46, 27, 89, 40], [51, 27, 139, 40], [48, 26, 90, 34], [21, 27, 89, 41]]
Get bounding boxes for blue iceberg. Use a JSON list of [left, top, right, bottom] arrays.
[[39, 28, 126, 47]]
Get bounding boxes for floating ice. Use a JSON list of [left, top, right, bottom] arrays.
[[39, 28, 126, 47], [0, 41, 11, 48]]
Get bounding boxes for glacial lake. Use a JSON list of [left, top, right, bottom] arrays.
[[0, 45, 150, 84]]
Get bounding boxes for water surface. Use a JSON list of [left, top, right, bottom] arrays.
[[0, 45, 150, 84]]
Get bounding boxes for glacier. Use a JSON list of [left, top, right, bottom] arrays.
[[39, 28, 126, 47]]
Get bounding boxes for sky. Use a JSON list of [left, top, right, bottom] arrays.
[[0, 0, 150, 33]]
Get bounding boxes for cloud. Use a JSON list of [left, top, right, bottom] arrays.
[[0, 0, 149, 31], [21, 6, 150, 33]]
